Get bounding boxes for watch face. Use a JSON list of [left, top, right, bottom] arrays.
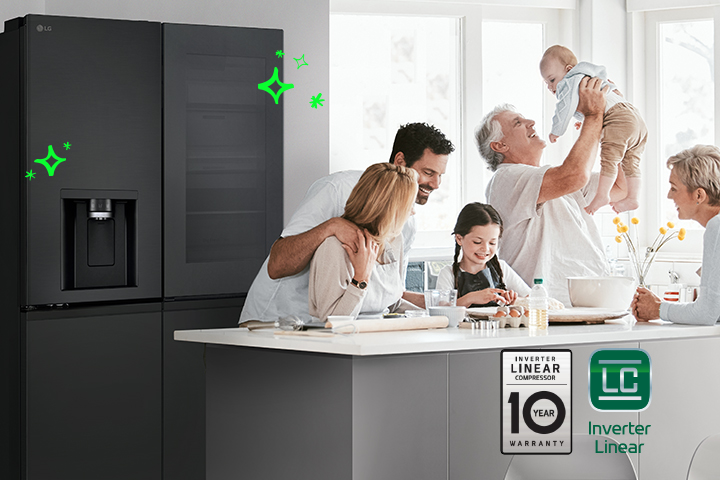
[[359, 281, 367, 289]]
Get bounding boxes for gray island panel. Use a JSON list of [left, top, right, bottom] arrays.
[[182, 322, 720, 479]]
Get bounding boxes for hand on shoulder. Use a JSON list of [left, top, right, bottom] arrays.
[[341, 229, 379, 283], [329, 217, 363, 254]]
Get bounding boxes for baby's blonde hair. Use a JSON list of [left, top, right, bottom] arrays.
[[540, 45, 578, 69]]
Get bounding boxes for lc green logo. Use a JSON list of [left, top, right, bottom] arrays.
[[589, 349, 651, 412]]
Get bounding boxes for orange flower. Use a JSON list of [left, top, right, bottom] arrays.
[[613, 217, 621, 225], [631, 217, 639, 224], [679, 228, 686, 236], [659, 227, 667, 234], [615, 236, 622, 243], [621, 225, 629, 233], [667, 221, 675, 228]]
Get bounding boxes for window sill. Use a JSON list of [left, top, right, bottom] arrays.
[[408, 247, 455, 263]]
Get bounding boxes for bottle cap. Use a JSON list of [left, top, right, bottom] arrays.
[[534, 278, 543, 284]]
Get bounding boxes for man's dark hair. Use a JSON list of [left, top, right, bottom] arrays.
[[388, 122, 454, 167]]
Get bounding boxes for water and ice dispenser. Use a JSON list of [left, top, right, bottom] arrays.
[[61, 190, 138, 290]]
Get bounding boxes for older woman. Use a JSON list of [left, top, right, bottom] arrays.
[[308, 163, 418, 321], [632, 145, 720, 325]]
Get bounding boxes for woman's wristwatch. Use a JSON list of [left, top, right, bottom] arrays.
[[351, 278, 368, 290]]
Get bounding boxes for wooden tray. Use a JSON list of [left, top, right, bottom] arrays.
[[466, 307, 629, 324]]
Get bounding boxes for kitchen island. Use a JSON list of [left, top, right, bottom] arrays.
[[175, 321, 720, 480]]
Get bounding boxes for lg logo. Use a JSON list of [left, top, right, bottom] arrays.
[[36, 24, 52, 32]]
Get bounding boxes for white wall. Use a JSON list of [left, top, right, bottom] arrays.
[[1, 0, 44, 20], [578, 0, 627, 92], [1, 0, 330, 226]]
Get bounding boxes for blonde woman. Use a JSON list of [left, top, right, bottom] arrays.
[[632, 145, 720, 325], [309, 163, 419, 321]]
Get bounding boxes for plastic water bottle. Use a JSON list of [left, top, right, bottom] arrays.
[[529, 278, 548, 330]]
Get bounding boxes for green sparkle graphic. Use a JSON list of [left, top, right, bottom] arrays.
[[257, 67, 295, 105], [294, 54, 308, 69], [275, 50, 284, 58], [34, 145, 67, 177], [63, 141, 71, 150], [309, 93, 325, 109], [25, 170, 36, 181]]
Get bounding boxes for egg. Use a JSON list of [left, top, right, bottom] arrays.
[[509, 309, 520, 317], [493, 311, 506, 318]]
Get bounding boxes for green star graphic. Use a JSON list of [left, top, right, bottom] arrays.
[[257, 67, 295, 105], [275, 50, 284, 58], [294, 54, 308, 69], [309, 93, 325, 109], [25, 170, 36, 180], [63, 141, 71, 150], [34, 145, 67, 177]]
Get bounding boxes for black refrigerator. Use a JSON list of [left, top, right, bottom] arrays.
[[0, 15, 283, 480]]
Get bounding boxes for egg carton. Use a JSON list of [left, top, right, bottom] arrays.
[[492, 306, 528, 328]]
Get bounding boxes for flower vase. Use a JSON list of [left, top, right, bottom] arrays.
[[626, 251, 647, 288]]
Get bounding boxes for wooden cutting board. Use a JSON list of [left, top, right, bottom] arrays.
[[466, 307, 629, 324], [546, 308, 630, 324]]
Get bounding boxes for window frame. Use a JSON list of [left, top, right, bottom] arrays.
[[635, 5, 720, 261]]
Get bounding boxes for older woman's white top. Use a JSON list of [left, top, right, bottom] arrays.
[[309, 235, 405, 321], [660, 213, 720, 325]]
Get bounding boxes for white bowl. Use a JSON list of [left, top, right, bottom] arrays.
[[567, 276, 637, 310], [428, 306, 466, 328]]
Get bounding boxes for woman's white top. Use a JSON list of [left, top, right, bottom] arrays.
[[309, 235, 405, 321], [435, 260, 532, 297], [660, 214, 720, 325]]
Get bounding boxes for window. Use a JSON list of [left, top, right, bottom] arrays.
[[330, 14, 462, 242], [481, 22, 545, 158], [330, 2, 572, 255], [642, 6, 719, 256]]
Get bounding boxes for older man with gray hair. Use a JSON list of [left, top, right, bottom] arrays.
[[476, 77, 626, 304]]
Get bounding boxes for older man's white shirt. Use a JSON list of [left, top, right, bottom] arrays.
[[486, 163, 608, 305]]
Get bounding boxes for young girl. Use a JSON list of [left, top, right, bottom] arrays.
[[436, 203, 530, 308]]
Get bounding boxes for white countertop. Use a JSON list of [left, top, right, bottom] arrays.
[[174, 319, 720, 356]]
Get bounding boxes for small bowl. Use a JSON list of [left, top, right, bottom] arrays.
[[567, 276, 637, 310], [428, 306, 466, 328]]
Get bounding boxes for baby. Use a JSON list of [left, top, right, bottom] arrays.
[[540, 45, 647, 214]]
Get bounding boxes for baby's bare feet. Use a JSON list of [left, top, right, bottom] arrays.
[[585, 193, 611, 215], [611, 197, 640, 213]]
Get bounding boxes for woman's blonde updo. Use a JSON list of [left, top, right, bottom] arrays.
[[342, 163, 419, 248]]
